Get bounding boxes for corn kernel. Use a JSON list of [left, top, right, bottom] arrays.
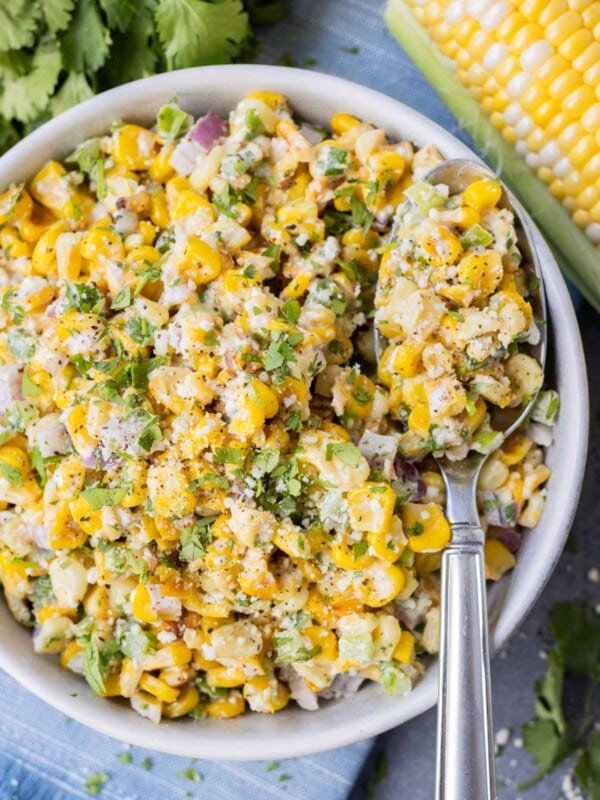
[[463, 179, 503, 211], [402, 503, 451, 553], [113, 124, 159, 170]]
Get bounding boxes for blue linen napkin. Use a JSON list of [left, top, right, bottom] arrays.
[[0, 1, 529, 798]]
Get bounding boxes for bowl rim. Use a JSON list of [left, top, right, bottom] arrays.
[[0, 64, 589, 760]]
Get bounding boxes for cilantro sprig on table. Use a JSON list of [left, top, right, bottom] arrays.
[[0, 0, 288, 154], [520, 602, 600, 798]]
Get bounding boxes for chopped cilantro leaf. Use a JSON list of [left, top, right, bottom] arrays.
[[80, 485, 128, 510], [214, 446, 242, 465], [65, 282, 105, 314], [179, 516, 217, 561]]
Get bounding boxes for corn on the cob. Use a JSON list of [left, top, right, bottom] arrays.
[[386, 0, 600, 310]]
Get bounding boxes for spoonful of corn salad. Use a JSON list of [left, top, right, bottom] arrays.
[[374, 160, 547, 800]]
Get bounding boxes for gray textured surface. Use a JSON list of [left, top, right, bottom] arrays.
[[350, 304, 600, 800]]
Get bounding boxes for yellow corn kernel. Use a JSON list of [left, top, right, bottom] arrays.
[[500, 432, 533, 466], [347, 482, 396, 534], [342, 373, 376, 419], [484, 538, 516, 581], [359, 562, 406, 607], [70, 496, 103, 536], [331, 538, 373, 571], [407, 402, 432, 438], [464, 397, 487, 435], [0, 552, 30, 596], [393, 630, 415, 664], [52, 455, 86, 496], [139, 673, 180, 703], [31, 220, 68, 276], [0, 227, 32, 259], [367, 516, 406, 563], [402, 502, 451, 553], [415, 220, 462, 267], [205, 690, 245, 718], [163, 685, 200, 718], [182, 235, 222, 284], [392, 340, 423, 378], [36, 605, 74, 624], [331, 113, 361, 135], [518, 489, 546, 528], [281, 271, 312, 299], [145, 642, 193, 670], [30, 162, 71, 214], [238, 569, 278, 600], [150, 192, 170, 229], [250, 90, 286, 109], [172, 189, 216, 222], [452, 206, 480, 229], [463, 179, 502, 211], [524, 463, 552, 492], [113, 124, 159, 170], [80, 228, 125, 263], [457, 251, 503, 295], [0, 184, 32, 226], [243, 676, 289, 713], [55, 232, 82, 281], [277, 199, 319, 226], [83, 584, 111, 620], [147, 461, 195, 519], [305, 625, 338, 660], [285, 167, 311, 202], [149, 143, 176, 183], [131, 583, 158, 624], [206, 666, 246, 688], [48, 501, 88, 550], [376, 344, 398, 388], [18, 203, 55, 243], [438, 283, 477, 307], [228, 396, 266, 439], [248, 378, 279, 418], [59, 640, 83, 669], [61, 193, 94, 227], [21, 283, 56, 314], [368, 149, 406, 177]]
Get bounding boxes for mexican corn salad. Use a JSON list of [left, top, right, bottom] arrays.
[[0, 93, 557, 722]]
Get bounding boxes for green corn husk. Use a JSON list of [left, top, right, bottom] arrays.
[[385, 0, 600, 311]]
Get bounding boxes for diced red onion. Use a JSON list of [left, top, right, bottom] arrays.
[[170, 112, 226, 176], [358, 430, 399, 465], [278, 665, 319, 710], [81, 450, 119, 470], [114, 210, 138, 237], [394, 456, 426, 501], [527, 421, 554, 447], [189, 111, 226, 149], [170, 138, 207, 176], [394, 604, 425, 630], [0, 365, 22, 413], [489, 526, 522, 554], [318, 673, 365, 700], [479, 491, 518, 528], [299, 123, 324, 146]]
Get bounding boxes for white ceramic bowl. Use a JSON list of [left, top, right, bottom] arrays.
[[0, 65, 589, 760]]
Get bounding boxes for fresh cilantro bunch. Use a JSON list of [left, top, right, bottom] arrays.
[[0, 0, 287, 154], [520, 602, 600, 798]]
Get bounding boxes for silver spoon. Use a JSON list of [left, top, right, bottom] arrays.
[[375, 159, 547, 800]]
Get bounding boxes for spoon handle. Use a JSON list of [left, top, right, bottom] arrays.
[[435, 526, 496, 800]]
